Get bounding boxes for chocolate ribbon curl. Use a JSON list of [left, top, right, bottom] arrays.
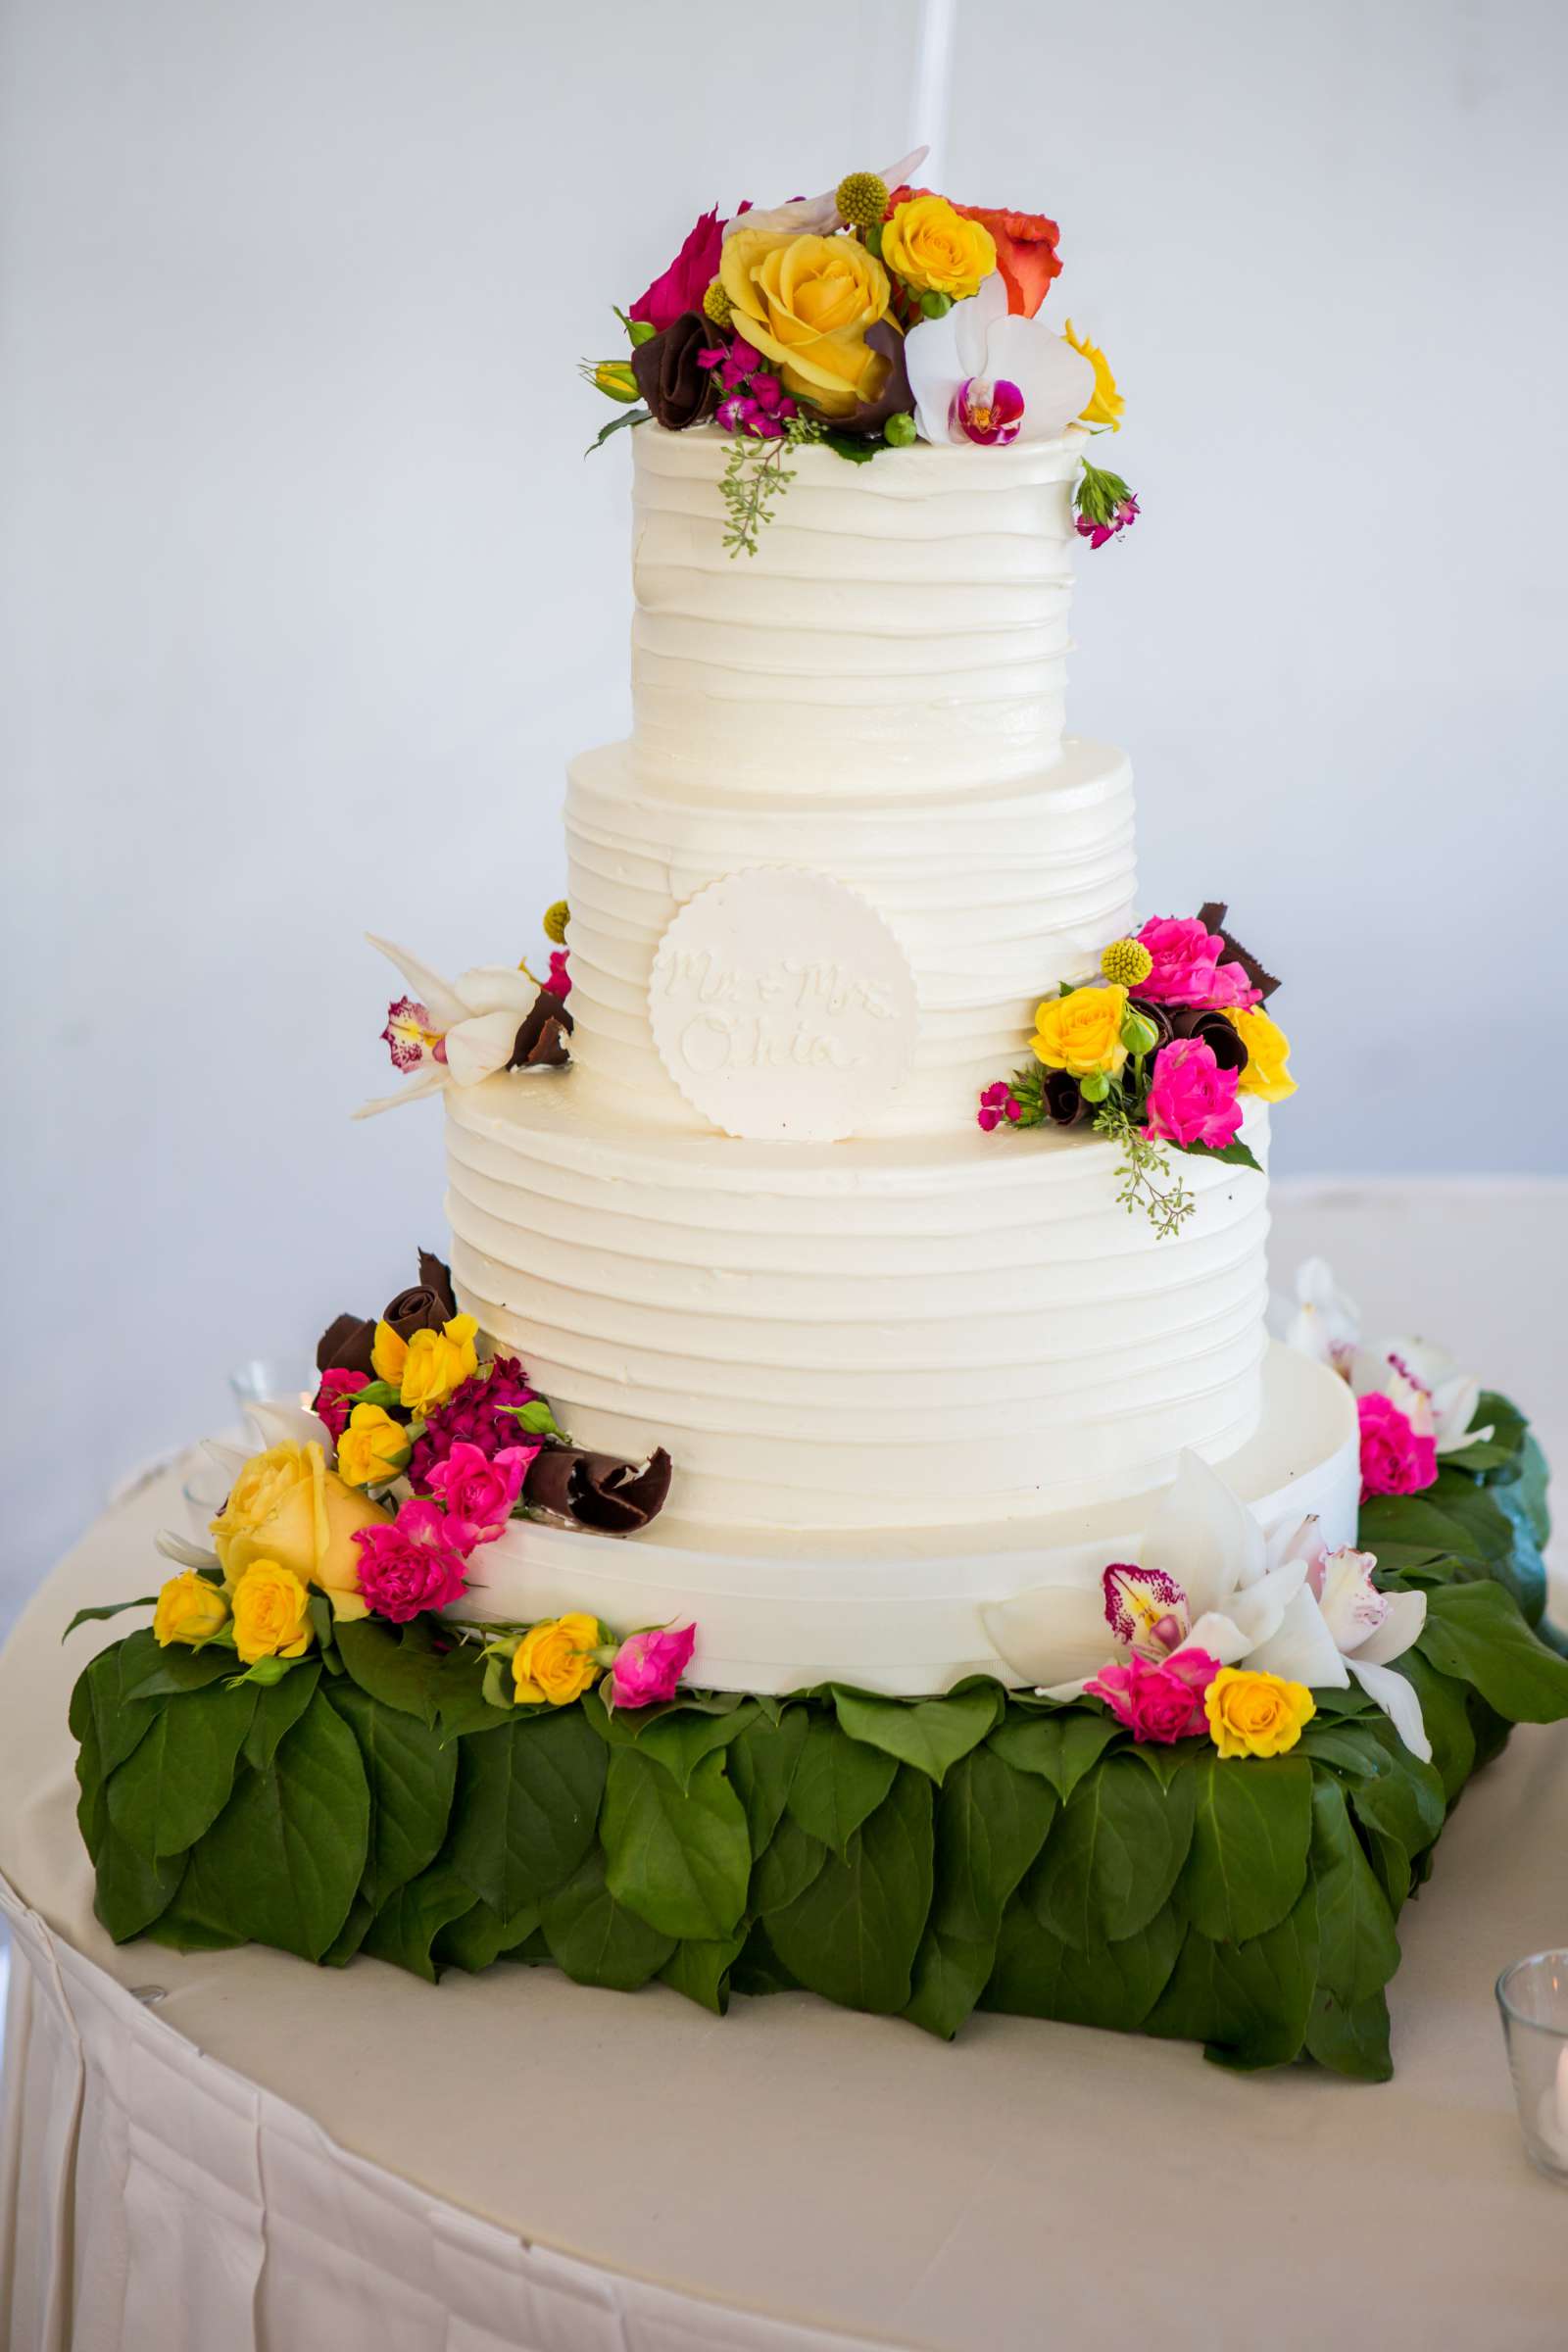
[[825, 319, 912, 439], [1041, 1068, 1092, 1128], [630, 314, 720, 432], [316, 1249, 459, 1375], [1168, 1006, 1250, 1073], [509, 990, 573, 1070], [1197, 902, 1282, 1003], [525, 1446, 673, 1535]]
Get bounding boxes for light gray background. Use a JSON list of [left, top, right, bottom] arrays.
[[5, 0, 1565, 1603]]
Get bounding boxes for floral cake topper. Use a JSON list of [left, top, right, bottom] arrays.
[[583, 147, 1137, 556]]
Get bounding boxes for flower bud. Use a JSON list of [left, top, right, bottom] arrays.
[[626, 318, 658, 348], [920, 289, 954, 319], [883, 412, 917, 448], [1121, 1011, 1160, 1057], [1079, 1070, 1112, 1103], [593, 360, 641, 404]]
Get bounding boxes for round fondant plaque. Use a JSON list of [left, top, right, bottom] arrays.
[[648, 868, 919, 1141]]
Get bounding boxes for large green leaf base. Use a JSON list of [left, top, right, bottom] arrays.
[[72, 1393, 1568, 2078]]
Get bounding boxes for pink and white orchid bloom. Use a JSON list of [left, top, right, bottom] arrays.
[[723, 146, 930, 242], [356, 937, 543, 1119], [1282, 1257, 1490, 1454], [1283, 1256, 1361, 1376], [904, 272, 1096, 448], [983, 1449, 1431, 1758]]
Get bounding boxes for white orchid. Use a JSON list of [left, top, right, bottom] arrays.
[[983, 1450, 1431, 1757], [904, 270, 1095, 448], [723, 146, 929, 242], [356, 937, 545, 1119], [1282, 1256, 1490, 1455]]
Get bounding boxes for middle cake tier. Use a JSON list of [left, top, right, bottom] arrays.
[[445, 1077, 1271, 1534], [564, 734, 1135, 1139]]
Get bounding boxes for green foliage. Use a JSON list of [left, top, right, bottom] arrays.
[[64, 1407, 1566, 2071]]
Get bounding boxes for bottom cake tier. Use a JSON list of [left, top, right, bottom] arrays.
[[452, 1342, 1358, 1694]]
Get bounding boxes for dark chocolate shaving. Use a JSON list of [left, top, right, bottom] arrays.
[[317, 1312, 376, 1378], [1196, 902, 1282, 1003], [525, 1445, 673, 1535], [1168, 1007, 1250, 1073], [826, 319, 913, 439], [630, 313, 721, 431], [510, 990, 573, 1070], [1041, 1068, 1091, 1127], [315, 1249, 459, 1374]]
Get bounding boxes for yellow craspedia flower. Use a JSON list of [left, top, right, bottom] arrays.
[[882, 194, 997, 301], [1225, 1005, 1298, 1103], [542, 898, 570, 945], [835, 171, 889, 230], [1032, 983, 1129, 1079], [230, 1558, 314, 1667], [1101, 937, 1153, 988], [512, 1612, 603, 1707], [153, 1569, 230, 1648], [701, 277, 732, 328], [373, 1312, 479, 1414], [1205, 1666, 1316, 1760], [720, 228, 893, 417], [336, 1401, 413, 1490], [1064, 320, 1124, 431]]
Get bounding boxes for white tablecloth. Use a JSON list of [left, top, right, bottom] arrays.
[[3, 1185, 1567, 2352]]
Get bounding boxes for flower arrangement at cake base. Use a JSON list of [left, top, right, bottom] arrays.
[[67, 1300, 1565, 2079]]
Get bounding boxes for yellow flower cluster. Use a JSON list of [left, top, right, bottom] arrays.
[[882, 194, 996, 301], [336, 1402, 412, 1490], [720, 229, 893, 417], [371, 1312, 479, 1416], [209, 1439, 389, 1623], [1225, 1006, 1297, 1102], [1205, 1667, 1316, 1759], [1032, 984, 1129, 1079], [1064, 320, 1124, 431], [152, 1551, 315, 1668], [512, 1612, 603, 1706]]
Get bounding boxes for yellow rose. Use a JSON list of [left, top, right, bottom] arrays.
[[210, 1439, 389, 1622], [1205, 1667, 1316, 1760], [230, 1558, 313, 1666], [882, 195, 997, 301], [336, 1401, 413, 1490], [153, 1569, 230, 1649], [719, 229, 893, 416], [1032, 983, 1130, 1079], [1225, 1005, 1297, 1103], [512, 1612, 603, 1707], [1063, 320, 1124, 431], [374, 1312, 479, 1415]]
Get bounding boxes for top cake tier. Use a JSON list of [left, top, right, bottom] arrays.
[[630, 424, 1084, 797]]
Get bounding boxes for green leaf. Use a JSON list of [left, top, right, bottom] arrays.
[[1516, 1432, 1550, 1547], [1417, 1581, 1568, 1723], [784, 1716, 898, 1856], [1146, 1881, 1320, 2069], [1489, 1482, 1549, 1626], [600, 1746, 751, 1940], [986, 1708, 1119, 1800], [831, 1684, 1002, 1786], [244, 1662, 322, 1769], [1385, 1653, 1475, 1801], [614, 1698, 760, 1790], [117, 1627, 236, 1702], [1304, 1985, 1394, 2082], [426, 1643, 514, 1740], [63, 1595, 161, 1639], [448, 1706, 607, 1917], [1180, 1138, 1263, 1172], [435, 1899, 542, 1973], [1177, 1753, 1313, 1944], [71, 1642, 161, 1779], [1309, 1774, 1400, 2005], [1026, 1752, 1195, 1949], [728, 1918, 802, 1997], [107, 1683, 259, 1861], [981, 1899, 1186, 2033], [767, 1768, 934, 2015], [1297, 1723, 1391, 1779], [584, 405, 651, 455], [752, 1811, 829, 1914], [660, 1928, 750, 2016], [1358, 1471, 1515, 1574], [727, 1706, 808, 1856], [334, 1617, 442, 1724], [540, 1850, 675, 1988], [903, 1743, 1057, 2038], [176, 1691, 369, 1961], [1345, 1740, 1446, 1917], [903, 1927, 997, 2040], [323, 1678, 459, 1909], [360, 1865, 477, 1983], [319, 1895, 374, 1967], [819, 429, 881, 464]]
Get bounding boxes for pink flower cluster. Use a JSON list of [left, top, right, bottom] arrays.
[[977, 1080, 1023, 1132], [610, 1623, 697, 1709], [1075, 491, 1139, 549], [407, 1357, 542, 1486], [546, 948, 570, 1001], [1132, 916, 1259, 1011], [1357, 1392, 1439, 1503], [698, 335, 799, 439], [1085, 1647, 1219, 1742], [352, 1443, 531, 1623], [314, 1368, 369, 1441], [1143, 1037, 1243, 1151], [629, 205, 732, 336]]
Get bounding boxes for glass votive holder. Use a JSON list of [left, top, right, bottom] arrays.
[[1496, 1951, 1568, 2183], [180, 1454, 233, 1540], [228, 1355, 316, 1415]]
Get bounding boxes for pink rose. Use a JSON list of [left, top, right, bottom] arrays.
[[423, 1440, 534, 1553], [1143, 1037, 1244, 1150], [629, 204, 748, 335], [352, 1498, 469, 1623], [1357, 1393, 1439, 1503], [1085, 1648, 1219, 1742], [1132, 915, 1259, 1010], [610, 1624, 697, 1709], [314, 1367, 369, 1442]]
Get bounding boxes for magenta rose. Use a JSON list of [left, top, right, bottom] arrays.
[[1143, 1037, 1244, 1150], [423, 1440, 535, 1553], [314, 1368, 369, 1442], [610, 1623, 697, 1709], [1357, 1392, 1439, 1503], [629, 204, 748, 335], [352, 1498, 469, 1623], [1085, 1648, 1219, 1742], [1132, 915, 1259, 1010]]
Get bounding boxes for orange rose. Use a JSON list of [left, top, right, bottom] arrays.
[[887, 186, 1062, 317]]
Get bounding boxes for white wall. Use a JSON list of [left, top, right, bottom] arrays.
[[5, 0, 1565, 1603]]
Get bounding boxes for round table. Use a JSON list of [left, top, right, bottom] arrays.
[[3, 1470, 1567, 2349]]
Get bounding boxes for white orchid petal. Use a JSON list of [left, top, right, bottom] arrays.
[[982, 1584, 1121, 1690], [442, 1005, 525, 1088], [454, 965, 542, 1020], [1246, 1589, 1350, 1688], [1143, 1451, 1264, 1616], [1431, 1373, 1484, 1451], [1288, 1257, 1361, 1371], [246, 1400, 326, 1452], [364, 936, 469, 1031], [956, 270, 1008, 373], [352, 1066, 450, 1120], [202, 1439, 250, 1478], [981, 318, 1096, 441], [904, 309, 967, 444], [1348, 1655, 1432, 1763], [1352, 1587, 1427, 1667], [1174, 1612, 1253, 1668], [155, 1529, 220, 1569], [878, 144, 930, 191], [725, 147, 933, 242]]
